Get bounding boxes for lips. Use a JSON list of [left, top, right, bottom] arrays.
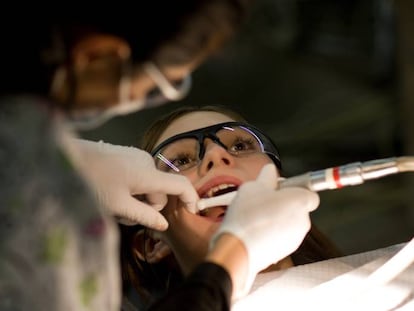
[[196, 176, 242, 221], [203, 183, 238, 198], [197, 176, 242, 199]]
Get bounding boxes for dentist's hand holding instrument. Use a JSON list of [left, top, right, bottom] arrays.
[[209, 163, 320, 299], [198, 156, 414, 211], [201, 156, 414, 299]]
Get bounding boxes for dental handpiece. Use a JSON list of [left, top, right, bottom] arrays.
[[196, 156, 414, 211]]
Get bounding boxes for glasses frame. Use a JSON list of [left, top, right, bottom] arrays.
[[143, 62, 192, 102], [59, 61, 192, 130], [151, 121, 282, 172]]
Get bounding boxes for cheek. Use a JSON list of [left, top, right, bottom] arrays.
[[161, 210, 219, 267], [179, 170, 198, 186], [242, 155, 276, 179], [166, 211, 218, 238], [180, 155, 275, 183], [161, 200, 219, 244]]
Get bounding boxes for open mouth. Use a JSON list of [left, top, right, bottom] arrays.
[[198, 183, 238, 219]]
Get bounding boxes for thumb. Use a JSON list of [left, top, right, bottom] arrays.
[[255, 163, 278, 189]]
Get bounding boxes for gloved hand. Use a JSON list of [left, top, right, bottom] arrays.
[[210, 163, 319, 298], [63, 138, 199, 230]]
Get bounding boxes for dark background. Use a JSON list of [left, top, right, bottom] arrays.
[[81, 0, 414, 256]]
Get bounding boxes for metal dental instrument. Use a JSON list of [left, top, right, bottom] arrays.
[[197, 156, 414, 211]]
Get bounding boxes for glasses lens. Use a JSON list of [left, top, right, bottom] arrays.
[[143, 75, 192, 109], [154, 138, 199, 172], [153, 124, 269, 173], [216, 125, 265, 155], [144, 77, 190, 108]]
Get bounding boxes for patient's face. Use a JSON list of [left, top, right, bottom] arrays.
[[152, 111, 282, 274]]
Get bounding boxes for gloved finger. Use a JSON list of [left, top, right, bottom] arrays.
[[280, 187, 320, 212], [115, 195, 169, 230], [255, 163, 278, 189], [134, 171, 199, 213], [145, 192, 168, 211]]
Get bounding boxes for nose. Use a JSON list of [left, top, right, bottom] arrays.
[[198, 139, 235, 174]]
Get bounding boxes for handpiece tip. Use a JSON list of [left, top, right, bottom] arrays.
[[196, 191, 237, 211]]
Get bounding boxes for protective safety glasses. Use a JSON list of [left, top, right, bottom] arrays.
[[151, 122, 282, 173], [53, 59, 192, 130]]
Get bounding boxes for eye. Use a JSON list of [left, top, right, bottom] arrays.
[[171, 153, 197, 170], [229, 137, 257, 154]]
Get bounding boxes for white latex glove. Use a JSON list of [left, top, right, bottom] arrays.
[[210, 163, 320, 298], [63, 138, 199, 230]]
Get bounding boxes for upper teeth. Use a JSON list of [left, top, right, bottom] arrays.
[[205, 184, 236, 198]]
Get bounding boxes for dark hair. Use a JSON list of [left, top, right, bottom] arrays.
[[56, 1, 251, 64], [1, 1, 252, 96], [119, 224, 183, 307], [120, 105, 342, 305]]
